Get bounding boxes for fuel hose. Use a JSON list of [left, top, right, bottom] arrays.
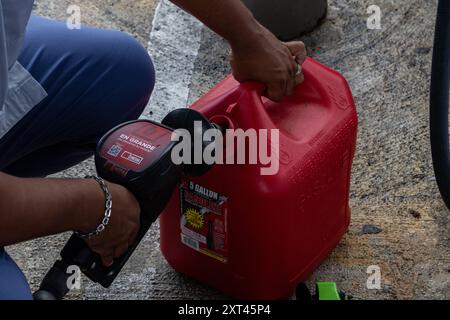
[[430, 0, 450, 209]]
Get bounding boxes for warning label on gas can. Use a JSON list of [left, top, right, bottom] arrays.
[[180, 180, 228, 263]]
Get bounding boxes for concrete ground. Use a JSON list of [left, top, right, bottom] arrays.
[[6, 0, 450, 299]]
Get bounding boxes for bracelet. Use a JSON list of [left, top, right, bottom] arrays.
[[75, 176, 112, 239]]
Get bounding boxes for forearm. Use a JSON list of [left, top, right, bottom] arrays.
[[0, 172, 104, 247], [169, 0, 263, 49]]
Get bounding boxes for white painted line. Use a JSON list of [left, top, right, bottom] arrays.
[[142, 0, 204, 122]]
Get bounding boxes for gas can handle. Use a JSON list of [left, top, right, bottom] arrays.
[[234, 81, 278, 131]]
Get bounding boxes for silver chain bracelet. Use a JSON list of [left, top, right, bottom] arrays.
[[74, 176, 112, 239]]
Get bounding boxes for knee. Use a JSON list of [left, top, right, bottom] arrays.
[[110, 32, 156, 116], [92, 31, 156, 122], [113, 32, 155, 100]]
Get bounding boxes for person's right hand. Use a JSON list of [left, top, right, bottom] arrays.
[[230, 23, 307, 102], [82, 182, 141, 267]]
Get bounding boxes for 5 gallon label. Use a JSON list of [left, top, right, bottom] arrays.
[[180, 180, 228, 263]]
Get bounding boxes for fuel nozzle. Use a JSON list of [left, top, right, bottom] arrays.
[[35, 108, 220, 299], [162, 108, 220, 177]]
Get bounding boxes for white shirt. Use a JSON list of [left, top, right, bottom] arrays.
[[0, 0, 47, 140]]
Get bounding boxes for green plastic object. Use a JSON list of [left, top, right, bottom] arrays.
[[316, 282, 341, 300]]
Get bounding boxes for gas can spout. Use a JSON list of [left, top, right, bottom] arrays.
[[212, 123, 226, 134]]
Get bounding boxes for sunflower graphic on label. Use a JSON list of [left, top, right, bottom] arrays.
[[185, 208, 204, 229]]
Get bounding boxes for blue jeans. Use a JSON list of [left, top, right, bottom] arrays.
[[0, 16, 155, 299]]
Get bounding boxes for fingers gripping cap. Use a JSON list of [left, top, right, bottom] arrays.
[[162, 109, 218, 177]]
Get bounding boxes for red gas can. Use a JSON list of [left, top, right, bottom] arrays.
[[159, 58, 358, 299]]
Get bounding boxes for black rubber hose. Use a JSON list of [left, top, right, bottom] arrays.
[[33, 260, 72, 300], [430, 0, 450, 210]]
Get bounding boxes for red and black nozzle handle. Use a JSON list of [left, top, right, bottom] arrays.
[[34, 108, 219, 300]]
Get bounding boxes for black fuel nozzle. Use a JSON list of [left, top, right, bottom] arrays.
[[35, 109, 218, 299], [162, 108, 220, 177]]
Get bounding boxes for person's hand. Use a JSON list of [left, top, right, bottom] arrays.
[[230, 23, 307, 102], [82, 182, 141, 267]]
